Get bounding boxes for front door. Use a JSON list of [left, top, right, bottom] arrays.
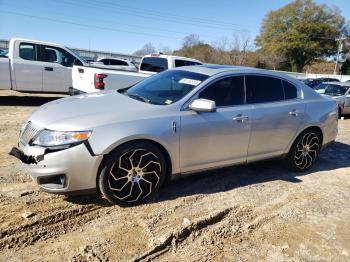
[[180, 75, 253, 172], [40, 45, 74, 93]]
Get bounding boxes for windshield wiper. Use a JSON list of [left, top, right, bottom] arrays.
[[126, 93, 150, 103]]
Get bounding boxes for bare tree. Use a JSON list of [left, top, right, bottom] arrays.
[[182, 34, 201, 48], [133, 43, 157, 56], [227, 33, 252, 65], [158, 44, 173, 55]]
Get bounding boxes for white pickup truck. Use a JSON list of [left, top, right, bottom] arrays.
[[72, 54, 202, 94], [0, 38, 86, 93]]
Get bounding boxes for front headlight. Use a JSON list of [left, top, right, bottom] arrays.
[[32, 130, 92, 147]]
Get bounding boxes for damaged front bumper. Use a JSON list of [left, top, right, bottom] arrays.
[[9, 147, 44, 164], [8, 143, 103, 194]]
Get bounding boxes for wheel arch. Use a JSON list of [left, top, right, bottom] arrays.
[[96, 138, 173, 193], [287, 125, 324, 153]]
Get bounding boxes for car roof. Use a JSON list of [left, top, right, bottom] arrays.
[[143, 54, 202, 63], [98, 57, 128, 61], [321, 81, 350, 87], [173, 64, 294, 78]]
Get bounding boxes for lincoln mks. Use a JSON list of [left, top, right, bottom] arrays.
[[10, 65, 338, 206]]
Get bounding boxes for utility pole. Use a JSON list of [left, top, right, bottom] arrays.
[[334, 37, 346, 75]]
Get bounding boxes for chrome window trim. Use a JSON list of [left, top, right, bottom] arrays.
[[181, 71, 303, 111]]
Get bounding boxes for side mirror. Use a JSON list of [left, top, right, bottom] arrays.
[[189, 98, 216, 112], [346, 95, 350, 98]]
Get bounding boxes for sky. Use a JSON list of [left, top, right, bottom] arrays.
[[0, 0, 349, 55]]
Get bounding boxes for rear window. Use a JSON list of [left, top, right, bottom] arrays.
[[140, 57, 168, 73], [19, 43, 36, 61], [324, 85, 349, 96], [282, 81, 298, 99], [246, 75, 284, 104], [175, 60, 202, 67], [101, 59, 129, 66]]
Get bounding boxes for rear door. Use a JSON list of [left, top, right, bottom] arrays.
[[39, 45, 76, 93], [245, 75, 305, 162], [13, 42, 43, 91]]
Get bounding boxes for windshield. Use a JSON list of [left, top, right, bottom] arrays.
[[315, 83, 327, 90], [323, 84, 348, 96], [125, 70, 209, 105]]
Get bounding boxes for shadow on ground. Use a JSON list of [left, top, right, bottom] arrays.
[[66, 141, 350, 207], [157, 141, 350, 201], [0, 95, 64, 107]]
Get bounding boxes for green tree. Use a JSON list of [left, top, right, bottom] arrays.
[[255, 0, 348, 72]]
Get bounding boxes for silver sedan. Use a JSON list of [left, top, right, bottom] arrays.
[[315, 81, 350, 117], [10, 65, 338, 206]]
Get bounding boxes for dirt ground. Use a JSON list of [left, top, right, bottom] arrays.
[[0, 90, 349, 262]]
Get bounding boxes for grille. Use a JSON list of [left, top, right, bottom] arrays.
[[20, 122, 40, 145]]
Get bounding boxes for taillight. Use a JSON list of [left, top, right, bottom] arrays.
[[94, 74, 107, 89]]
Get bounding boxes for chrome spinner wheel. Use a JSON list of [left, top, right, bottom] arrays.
[[107, 148, 162, 203], [293, 132, 320, 170]]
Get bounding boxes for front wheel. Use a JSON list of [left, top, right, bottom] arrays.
[[98, 142, 167, 206], [286, 129, 322, 171]]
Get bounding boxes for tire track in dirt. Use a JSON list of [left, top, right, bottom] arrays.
[[0, 197, 106, 250]]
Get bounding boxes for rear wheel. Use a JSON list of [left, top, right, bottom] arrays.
[[98, 142, 166, 206], [286, 129, 322, 171], [338, 107, 342, 119]]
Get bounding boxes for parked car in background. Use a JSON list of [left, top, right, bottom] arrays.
[[316, 82, 350, 117], [72, 54, 202, 94], [303, 78, 339, 88], [11, 65, 338, 206], [91, 57, 137, 72], [0, 48, 8, 57], [0, 38, 86, 93]]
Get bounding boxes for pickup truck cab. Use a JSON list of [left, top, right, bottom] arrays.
[[94, 57, 137, 72], [0, 38, 86, 93], [138, 54, 202, 74], [72, 54, 202, 94]]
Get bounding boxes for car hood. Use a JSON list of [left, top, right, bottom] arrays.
[[28, 91, 168, 131]]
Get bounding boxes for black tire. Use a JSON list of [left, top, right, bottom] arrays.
[[338, 107, 342, 119], [98, 141, 167, 206], [286, 129, 322, 172]]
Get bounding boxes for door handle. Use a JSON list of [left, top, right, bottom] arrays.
[[289, 110, 299, 117], [233, 114, 249, 122], [44, 67, 53, 71]]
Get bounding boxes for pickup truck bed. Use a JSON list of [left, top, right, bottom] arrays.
[[72, 65, 149, 94], [72, 54, 203, 94]]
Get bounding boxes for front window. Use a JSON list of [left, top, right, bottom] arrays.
[[39, 45, 80, 67], [67, 47, 86, 64], [199, 76, 244, 107], [125, 70, 208, 105], [323, 85, 348, 96]]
